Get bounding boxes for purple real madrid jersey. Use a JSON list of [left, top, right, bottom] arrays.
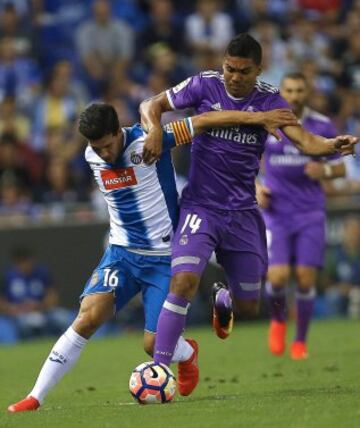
[[262, 107, 338, 215], [166, 71, 289, 210]]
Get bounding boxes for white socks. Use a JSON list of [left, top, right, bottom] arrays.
[[28, 328, 192, 404], [171, 336, 194, 363], [29, 327, 88, 404]]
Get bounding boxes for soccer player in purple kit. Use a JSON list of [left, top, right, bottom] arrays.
[[140, 34, 358, 396], [256, 72, 346, 360]]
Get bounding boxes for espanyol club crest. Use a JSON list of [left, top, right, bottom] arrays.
[[131, 151, 142, 165]]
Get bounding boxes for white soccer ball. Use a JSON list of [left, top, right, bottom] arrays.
[[129, 361, 176, 404]]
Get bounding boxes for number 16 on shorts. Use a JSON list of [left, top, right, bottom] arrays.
[[180, 214, 202, 234], [103, 269, 119, 287]]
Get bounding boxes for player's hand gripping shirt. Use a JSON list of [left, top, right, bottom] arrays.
[[166, 71, 288, 210], [263, 107, 339, 215], [85, 120, 193, 253]]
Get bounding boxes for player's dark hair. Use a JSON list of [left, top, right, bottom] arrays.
[[78, 103, 119, 141], [281, 72, 307, 84], [225, 33, 262, 65]]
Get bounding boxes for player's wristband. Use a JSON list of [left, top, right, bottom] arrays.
[[323, 164, 332, 178]]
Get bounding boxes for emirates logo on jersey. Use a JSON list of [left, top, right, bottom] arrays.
[[101, 168, 137, 190]]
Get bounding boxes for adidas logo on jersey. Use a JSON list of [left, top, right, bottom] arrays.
[[101, 167, 137, 190], [211, 103, 222, 111]]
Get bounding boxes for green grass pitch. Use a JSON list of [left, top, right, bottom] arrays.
[[1, 320, 359, 428]]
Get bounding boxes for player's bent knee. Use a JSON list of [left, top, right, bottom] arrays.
[[170, 272, 200, 300], [268, 266, 290, 287], [72, 312, 103, 338], [72, 293, 114, 339], [295, 267, 317, 290]]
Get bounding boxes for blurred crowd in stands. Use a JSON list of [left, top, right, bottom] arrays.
[[0, 1, 360, 340], [0, 0, 359, 223]]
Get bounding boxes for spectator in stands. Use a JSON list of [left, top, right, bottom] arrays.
[[0, 173, 35, 222], [251, 19, 291, 86], [322, 216, 360, 318], [76, 0, 134, 96], [41, 158, 85, 208], [0, 95, 30, 142], [146, 42, 193, 86], [100, 81, 136, 127], [339, 30, 360, 90], [0, 36, 41, 111], [52, 60, 89, 106], [287, 16, 334, 71], [31, 68, 83, 151], [137, 0, 185, 56], [185, 0, 235, 54], [0, 247, 73, 343], [0, 0, 29, 17], [0, 2, 32, 56], [0, 132, 31, 187]]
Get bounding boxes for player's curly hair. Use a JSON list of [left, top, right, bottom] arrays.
[[78, 103, 119, 141], [225, 33, 262, 65]]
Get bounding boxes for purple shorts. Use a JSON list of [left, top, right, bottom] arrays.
[[171, 204, 268, 300], [264, 211, 326, 268]]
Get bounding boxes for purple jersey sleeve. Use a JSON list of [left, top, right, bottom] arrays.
[[166, 74, 202, 110], [265, 93, 290, 110]]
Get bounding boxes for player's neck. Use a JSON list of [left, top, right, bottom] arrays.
[[295, 106, 305, 119], [225, 83, 254, 99]]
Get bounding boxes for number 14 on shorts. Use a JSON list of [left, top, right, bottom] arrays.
[[180, 214, 202, 234]]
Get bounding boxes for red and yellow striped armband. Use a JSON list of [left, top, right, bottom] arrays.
[[170, 117, 194, 146]]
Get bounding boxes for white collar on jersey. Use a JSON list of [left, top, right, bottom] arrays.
[[299, 106, 311, 123]]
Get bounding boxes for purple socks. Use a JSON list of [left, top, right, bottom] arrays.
[[154, 293, 190, 367], [295, 288, 315, 342], [265, 282, 286, 322]]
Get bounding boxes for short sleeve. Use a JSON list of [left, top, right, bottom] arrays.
[[166, 74, 203, 110], [265, 93, 290, 110], [322, 120, 337, 139]]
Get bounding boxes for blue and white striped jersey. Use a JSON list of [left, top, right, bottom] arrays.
[[85, 120, 193, 255]]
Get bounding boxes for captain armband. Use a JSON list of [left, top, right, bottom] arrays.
[[168, 117, 194, 146]]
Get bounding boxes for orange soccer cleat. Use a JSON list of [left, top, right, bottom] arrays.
[[291, 341, 308, 360], [268, 320, 287, 356], [8, 396, 40, 413], [212, 282, 234, 340], [177, 339, 199, 396]]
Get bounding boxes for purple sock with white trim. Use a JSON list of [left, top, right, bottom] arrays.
[[154, 293, 190, 367], [295, 288, 315, 342], [265, 282, 286, 322]]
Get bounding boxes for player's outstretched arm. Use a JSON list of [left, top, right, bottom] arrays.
[[282, 125, 359, 157], [165, 110, 297, 150], [304, 161, 346, 181], [191, 109, 298, 138], [140, 92, 172, 165]]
